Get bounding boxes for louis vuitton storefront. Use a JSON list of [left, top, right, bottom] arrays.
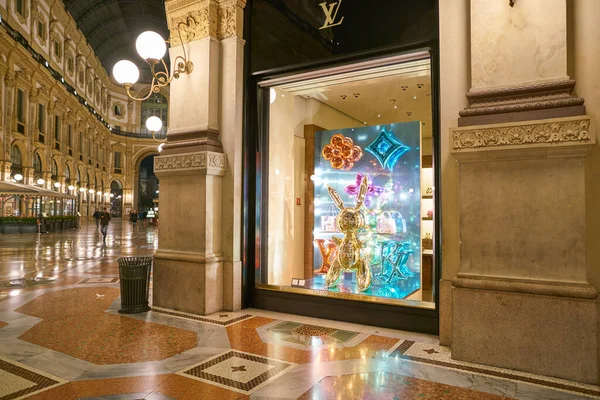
[[243, 0, 441, 333]]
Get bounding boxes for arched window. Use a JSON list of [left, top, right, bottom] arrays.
[[141, 92, 168, 135], [65, 165, 71, 183], [10, 145, 22, 175], [51, 159, 58, 180], [33, 153, 43, 176], [111, 180, 122, 190]]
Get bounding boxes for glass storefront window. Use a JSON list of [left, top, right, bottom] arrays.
[[258, 54, 435, 308]]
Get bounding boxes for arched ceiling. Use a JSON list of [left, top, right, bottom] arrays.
[[64, 0, 169, 82]]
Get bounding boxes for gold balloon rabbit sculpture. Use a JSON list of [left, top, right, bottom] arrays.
[[325, 175, 372, 292]]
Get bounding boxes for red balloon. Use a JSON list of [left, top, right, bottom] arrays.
[[331, 157, 344, 169], [352, 146, 363, 162], [331, 134, 344, 148], [322, 145, 334, 160]]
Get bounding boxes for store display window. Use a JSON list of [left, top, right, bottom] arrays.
[[257, 54, 435, 308]]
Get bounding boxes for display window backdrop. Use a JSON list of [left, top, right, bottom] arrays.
[[311, 122, 422, 300]]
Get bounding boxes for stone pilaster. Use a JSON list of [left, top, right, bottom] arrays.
[[153, 0, 246, 315], [153, 151, 226, 314], [449, 0, 599, 384]]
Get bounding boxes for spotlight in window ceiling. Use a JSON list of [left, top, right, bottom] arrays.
[[417, 83, 424, 88], [353, 93, 360, 98], [401, 86, 408, 91]]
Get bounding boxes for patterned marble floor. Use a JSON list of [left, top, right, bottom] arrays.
[[0, 221, 598, 399]]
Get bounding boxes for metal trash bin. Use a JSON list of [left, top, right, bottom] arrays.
[[117, 257, 152, 314]]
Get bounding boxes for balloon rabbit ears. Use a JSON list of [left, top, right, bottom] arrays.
[[327, 175, 369, 210]]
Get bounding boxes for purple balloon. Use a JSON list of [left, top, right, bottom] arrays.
[[344, 173, 384, 207]]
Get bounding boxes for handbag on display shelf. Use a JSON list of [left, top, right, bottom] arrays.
[[377, 211, 397, 235], [391, 211, 407, 234], [320, 206, 338, 232]]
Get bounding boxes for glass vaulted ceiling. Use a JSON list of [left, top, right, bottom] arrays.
[[63, 0, 169, 83]]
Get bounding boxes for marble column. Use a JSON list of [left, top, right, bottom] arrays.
[[153, 0, 246, 315], [449, 0, 598, 384]]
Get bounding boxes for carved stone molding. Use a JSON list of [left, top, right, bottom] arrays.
[[452, 117, 591, 150], [451, 116, 595, 162], [154, 151, 226, 176], [459, 79, 586, 127]]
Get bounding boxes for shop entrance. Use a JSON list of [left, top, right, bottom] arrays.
[[137, 155, 159, 215], [110, 180, 123, 217]]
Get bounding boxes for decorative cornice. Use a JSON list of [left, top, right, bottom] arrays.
[[459, 98, 585, 117], [154, 151, 226, 175], [467, 80, 576, 102], [460, 79, 585, 119], [452, 117, 592, 150]]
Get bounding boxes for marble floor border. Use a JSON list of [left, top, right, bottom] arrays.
[[178, 349, 296, 395], [0, 354, 66, 400], [389, 340, 600, 398], [151, 306, 255, 327]]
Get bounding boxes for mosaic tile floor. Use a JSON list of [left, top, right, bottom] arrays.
[[0, 221, 598, 399]]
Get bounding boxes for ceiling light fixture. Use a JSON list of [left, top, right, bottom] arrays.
[[113, 22, 194, 101]]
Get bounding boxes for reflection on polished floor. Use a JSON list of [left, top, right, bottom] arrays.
[[0, 221, 598, 399]]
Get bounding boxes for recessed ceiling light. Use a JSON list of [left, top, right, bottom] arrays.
[[378, 114, 381, 118], [394, 105, 398, 109], [413, 95, 417, 100]]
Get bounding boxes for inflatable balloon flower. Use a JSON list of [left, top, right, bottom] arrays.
[[322, 133, 363, 170]]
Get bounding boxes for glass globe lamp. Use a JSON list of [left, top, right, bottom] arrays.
[[68, 185, 75, 191], [54, 182, 61, 188], [146, 116, 163, 132], [113, 60, 140, 86], [37, 178, 45, 185], [136, 31, 167, 62], [13, 174, 23, 181], [88, 189, 95, 194], [79, 187, 86, 193]]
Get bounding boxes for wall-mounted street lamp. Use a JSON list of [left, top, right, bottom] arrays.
[[146, 116, 167, 144], [112, 27, 193, 101]]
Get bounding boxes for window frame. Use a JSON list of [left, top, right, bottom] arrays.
[[37, 103, 46, 143]]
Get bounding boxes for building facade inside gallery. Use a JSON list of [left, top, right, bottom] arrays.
[[2, 0, 598, 387], [0, 0, 165, 218]]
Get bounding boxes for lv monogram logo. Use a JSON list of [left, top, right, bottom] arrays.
[[319, 0, 344, 30]]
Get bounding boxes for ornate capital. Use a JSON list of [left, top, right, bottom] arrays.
[[451, 116, 595, 161], [154, 151, 226, 176], [217, 0, 245, 40], [165, 0, 245, 45]]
